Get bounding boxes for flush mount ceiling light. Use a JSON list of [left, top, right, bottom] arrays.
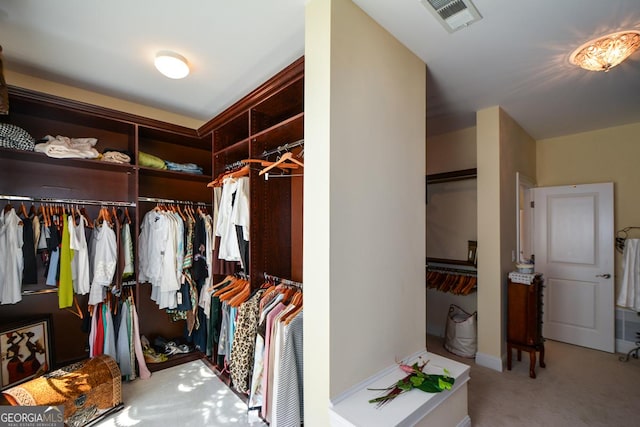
[[570, 30, 640, 72], [154, 51, 190, 79]]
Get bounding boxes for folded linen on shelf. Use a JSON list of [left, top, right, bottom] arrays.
[[101, 151, 131, 164], [0, 123, 35, 151], [34, 134, 99, 159], [138, 151, 167, 169], [165, 160, 203, 174]]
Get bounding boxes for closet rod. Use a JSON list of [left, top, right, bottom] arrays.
[[261, 138, 304, 158], [264, 173, 304, 180], [0, 194, 136, 207], [224, 159, 246, 171], [427, 265, 478, 276], [264, 272, 303, 289], [138, 196, 211, 206]]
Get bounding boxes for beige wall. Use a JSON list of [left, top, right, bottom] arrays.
[[497, 108, 537, 356], [476, 107, 503, 364], [537, 122, 640, 294], [426, 127, 476, 174], [305, 0, 426, 424], [303, 0, 332, 423], [476, 106, 536, 366], [5, 69, 203, 129]]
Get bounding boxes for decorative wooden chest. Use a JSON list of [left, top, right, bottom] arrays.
[[2, 354, 123, 426]]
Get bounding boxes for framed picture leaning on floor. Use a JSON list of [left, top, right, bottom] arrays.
[[0, 315, 53, 390]]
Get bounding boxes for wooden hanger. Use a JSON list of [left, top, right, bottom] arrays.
[[242, 158, 299, 170], [124, 207, 131, 224], [208, 274, 235, 293], [19, 202, 29, 218], [39, 204, 50, 227], [228, 280, 252, 307], [64, 295, 84, 319], [259, 152, 304, 176], [80, 207, 94, 229], [112, 207, 122, 225], [215, 277, 247, 300], [207, 165, 251, 188], [282, 293, 303, 324]]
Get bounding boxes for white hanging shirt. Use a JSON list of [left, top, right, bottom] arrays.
[[0, 208, 24, 304], [88, 223, 117, 305], [216, 177, 250, 263], [69, 215, 90, 295]]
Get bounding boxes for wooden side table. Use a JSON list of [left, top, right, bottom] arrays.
[[506, 274, 546, 378]]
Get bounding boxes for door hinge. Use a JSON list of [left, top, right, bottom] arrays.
[[530, 201, 535, 208]]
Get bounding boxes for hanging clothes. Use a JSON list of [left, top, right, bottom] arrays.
[[58, 213, 74, 308], [617, 238, 640, 312], [272, 311, 303, 427], [88, 222, 117, 305], [211, 186, 238, 276], [216, 177, 250, 270], [0, 208, 24, 304], [69, 214, 90, 295], [116, 299, 134, 378], [20, 215, 38, 285], [229, 289, 265, 393], [121, 222, 135, 280], [139, 209, 180, 309]]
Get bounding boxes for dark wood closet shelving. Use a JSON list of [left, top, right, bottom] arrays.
[[251, 113, 304, 145], [426, 257, 476, 267], [206, 56, 304, 291], [0, 147, 135, 173], [1, 57, 304, 384], [0, 85, 212, 366], [137, 166, 212, 182]]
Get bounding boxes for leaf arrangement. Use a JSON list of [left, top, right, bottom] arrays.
[[368, 360, 454, 408]]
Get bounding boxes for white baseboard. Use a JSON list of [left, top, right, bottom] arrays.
[[457, 415, 472, 427], [616, 338, 639, 355], [474, 352, 503, 372]]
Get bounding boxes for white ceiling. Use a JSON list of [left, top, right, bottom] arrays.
[[1, 0, 639, 140]]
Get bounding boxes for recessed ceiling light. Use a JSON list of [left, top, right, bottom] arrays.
[[570, 30, 640, 72], [154, 51, 190, 79]]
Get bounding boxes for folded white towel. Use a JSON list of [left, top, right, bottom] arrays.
[[617, 238, 640, 312], [34, 135, 99, 159]]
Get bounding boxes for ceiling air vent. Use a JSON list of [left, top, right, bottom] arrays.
[[420, 0, 482, 33]]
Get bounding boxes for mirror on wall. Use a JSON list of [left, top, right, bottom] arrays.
[[516, 172, 535, 264]]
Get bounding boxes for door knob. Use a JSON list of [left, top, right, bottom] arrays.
[[596, 274, 611, 279]]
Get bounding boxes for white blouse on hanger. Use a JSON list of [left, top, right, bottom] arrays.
[[88, 223, 117, 305], [216, 177, 250, 267], [0, 208, 24, 304], [69, 214, 90, 295]]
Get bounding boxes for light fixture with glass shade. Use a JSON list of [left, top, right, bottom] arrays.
[[570, 30, 640, 72], [154, 51, 190, 79]]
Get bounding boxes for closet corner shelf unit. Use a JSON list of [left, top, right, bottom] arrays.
[[205, 56, 305, 291], [1, 84, 213, 365]]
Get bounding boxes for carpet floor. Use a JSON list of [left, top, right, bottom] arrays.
[[427, 335, 640, 427], [94, 359, 265, 427], [94, 337, 640, 426]]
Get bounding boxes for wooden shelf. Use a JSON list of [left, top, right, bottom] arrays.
[[426, 168, 477, 184], [138, 166, 211, 182], [426, 257, 476, 267], [0, 147, 135, 173]]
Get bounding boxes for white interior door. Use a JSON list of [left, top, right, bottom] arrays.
[[533, 183, 614, 353]]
